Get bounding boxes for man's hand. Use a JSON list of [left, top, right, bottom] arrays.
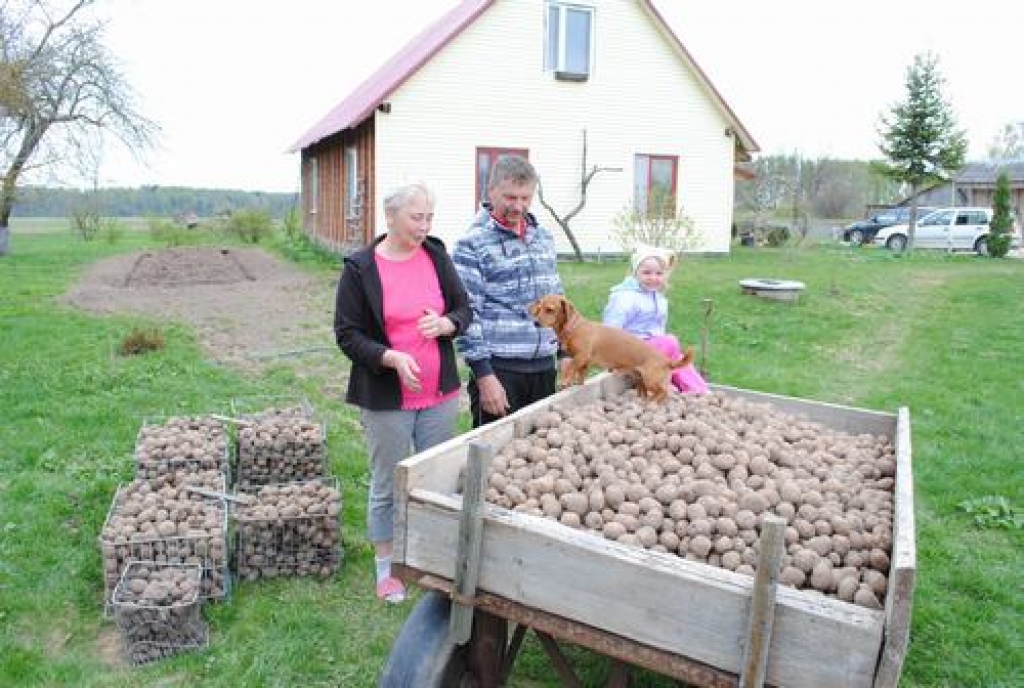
[[476, 374, 510, 417]]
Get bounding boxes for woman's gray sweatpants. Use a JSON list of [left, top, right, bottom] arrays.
[[360, 397, 459, 544]]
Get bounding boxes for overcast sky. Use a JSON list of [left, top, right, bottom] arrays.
[[93, 0, 1024, 192]]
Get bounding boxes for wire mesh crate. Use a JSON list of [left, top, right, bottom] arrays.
[[111, 561, 208, 665], [99, 470, 230, 607], [134, 414, 231, 483], [230, 397, 327, 491], [233, 477, 343, 581]]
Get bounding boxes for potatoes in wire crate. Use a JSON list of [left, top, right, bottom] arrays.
[[99, 470, 230, 604], [135, 415, 230, 481], [112, 561, 208, 665], [234, 405, 326, 490], [234, 478, 343, 580]]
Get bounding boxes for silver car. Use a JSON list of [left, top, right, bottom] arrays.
[[874, 207, 996, 254]]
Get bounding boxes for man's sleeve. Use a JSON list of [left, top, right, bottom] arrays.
[[452, 239, 492, 377]]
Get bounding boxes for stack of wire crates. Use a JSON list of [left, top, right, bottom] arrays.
[[231, 398, 327, 491], [98, 413, 232, 665], [233, 477, 343, 581], [229, 397, 341, 581], [98, 469, 231, 608], [111, 561, 208, 665]]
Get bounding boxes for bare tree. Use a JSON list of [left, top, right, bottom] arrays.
[[536, 128, 620, 262], [0, 0, 158, 255], [986, 121, 1024, 161]]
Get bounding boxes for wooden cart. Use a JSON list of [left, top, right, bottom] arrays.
[[382, 374, 915, 688]]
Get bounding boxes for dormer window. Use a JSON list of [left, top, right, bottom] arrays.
[[545, 2, 594, 81]]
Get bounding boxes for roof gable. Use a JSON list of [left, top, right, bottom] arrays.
[[288, 0, 757, 155], [287, 0, 493, 152]]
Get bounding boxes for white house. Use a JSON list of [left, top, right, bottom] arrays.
[[288, 0, 758, 255]]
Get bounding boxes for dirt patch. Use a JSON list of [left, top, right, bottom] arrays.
[[64, 246, 343, 380], [94, 625, 127, 669]]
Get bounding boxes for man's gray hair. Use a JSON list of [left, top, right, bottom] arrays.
[[383, 182, 435, 214], [488, 155, 538, 189]]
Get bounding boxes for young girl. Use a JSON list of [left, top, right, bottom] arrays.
[[601, 244, 708, 394]]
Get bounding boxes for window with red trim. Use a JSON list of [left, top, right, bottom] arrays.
[[634, 154, 678, 217]]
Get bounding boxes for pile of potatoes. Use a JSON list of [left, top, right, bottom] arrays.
[[235, 406, 326, 490], [483, 391, 897, 609], [99, 470, 229, 602], [112, 562, 207, 665], [233, 479, 343, 580], [135, 415, 229, 480]]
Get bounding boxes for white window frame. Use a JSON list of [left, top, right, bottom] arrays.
[[544, 2, 594, 80], [344, 146, 360, 219], [308, 157, 318, 214]]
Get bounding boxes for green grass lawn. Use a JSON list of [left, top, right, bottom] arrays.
[[1, 226, 1021, 687]]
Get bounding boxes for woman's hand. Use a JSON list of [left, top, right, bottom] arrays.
[[382, 349, 422, 392], [418, 308, 455, 340]]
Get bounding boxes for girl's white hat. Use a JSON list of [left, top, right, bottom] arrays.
[[631, 243, 677, 275]]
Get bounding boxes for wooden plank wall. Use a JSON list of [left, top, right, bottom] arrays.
[[300, 119, 376, 251]]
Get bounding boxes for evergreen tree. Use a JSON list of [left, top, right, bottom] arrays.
[[987, 171, 1015, 258], [877, 52, 967, 252]]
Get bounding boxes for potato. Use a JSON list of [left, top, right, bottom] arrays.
[[479, 391, 896, 605]]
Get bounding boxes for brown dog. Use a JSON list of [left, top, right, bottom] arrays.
[[529, 294, 693, 402]]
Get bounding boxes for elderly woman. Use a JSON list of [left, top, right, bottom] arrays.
[[334, 182, 472, 603]]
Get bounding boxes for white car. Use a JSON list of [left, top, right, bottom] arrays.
[[873, 207, 1003, 254]]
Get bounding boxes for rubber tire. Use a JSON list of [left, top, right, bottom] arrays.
[[849, 229, 865, 245], [975, 236, 989, 256], [378, 591, 469, 688], [886, 234, 908, 252]]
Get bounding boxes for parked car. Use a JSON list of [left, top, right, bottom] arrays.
[[842, 207, 935, 245], [873, 207, 1000, 254]]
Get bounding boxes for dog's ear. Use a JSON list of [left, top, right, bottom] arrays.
[[559, 296, 576, 326]]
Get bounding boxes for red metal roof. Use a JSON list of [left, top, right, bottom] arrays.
[[289, 0, 758, 156], [287, 0, 494, 152]]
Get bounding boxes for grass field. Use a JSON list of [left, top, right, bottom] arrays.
[[0, 222, 1021, 687]]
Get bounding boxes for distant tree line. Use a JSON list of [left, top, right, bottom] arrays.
[[12, 186, 298, 219], [734, 155, 906, 221]]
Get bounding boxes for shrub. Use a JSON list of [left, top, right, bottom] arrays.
[[282, 205, 302, 240], [759, 225, 791, 247], [118, 328, 165, 356], [987, 172, 1015, 258], [611, 190, 700, 254], [223, 209, 274, 244], [69, 207, 121, 242], [148, 217, 197, 247]]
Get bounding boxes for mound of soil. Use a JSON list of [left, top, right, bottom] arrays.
[[64, 246, 341, 376]]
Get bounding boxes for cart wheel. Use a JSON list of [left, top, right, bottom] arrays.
[[378, 591, 471, 688]]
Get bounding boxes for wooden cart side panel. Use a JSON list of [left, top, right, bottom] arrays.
[[710, 384, 897, 437], [404, 494, 885, 688], [873, 406, 917, 688]]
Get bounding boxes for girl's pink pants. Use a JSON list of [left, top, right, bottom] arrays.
[[645, 334, 708, 394]]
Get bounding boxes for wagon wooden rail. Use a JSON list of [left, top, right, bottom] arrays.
[[382, 374, 915, 687]]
